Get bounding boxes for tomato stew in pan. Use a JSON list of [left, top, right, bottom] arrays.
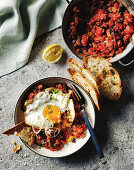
[[68, 0, 134, 59]]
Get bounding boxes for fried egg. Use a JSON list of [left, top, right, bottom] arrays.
[[24, 87, 75, 130]]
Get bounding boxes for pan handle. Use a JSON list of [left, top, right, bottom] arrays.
[[66, 0, 72, 3], [118, 58, 134, 66], [126, 0, 134, 10]]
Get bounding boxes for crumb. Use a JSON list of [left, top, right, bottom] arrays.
[[101, 158, 107, 164], [12, 140, 16, 146], [12, 145, 21, 153]]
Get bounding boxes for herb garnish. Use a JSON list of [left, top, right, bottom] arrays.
[[49, 90, 53, 94], [54, 89, 60, 94], [47, 105, 50, 109], [50, 97, 58, 101], [42, 141, 45, 146]]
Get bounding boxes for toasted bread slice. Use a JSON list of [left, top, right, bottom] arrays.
[[2, 122, 34, 146], [83, 55, 112, 79], [67, 58, 99, 95], [83, 56, 122, 101], [100, 77, 122, 100], [99, 68, 121, 86], [2, 121, 26, 136], [99, 68, 122, 100], [67, 68, 100, 110], [17, 126, 35, 146]]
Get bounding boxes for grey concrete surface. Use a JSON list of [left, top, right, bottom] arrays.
[[0, 28, 134, 170]]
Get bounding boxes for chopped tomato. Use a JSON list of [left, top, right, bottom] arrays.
[[28, 92, 35, 99], [114, 22, 123, 30], [124, 34, 131, 43], [81, 34, 89, 46], [124, 26, 133, 34], [95, 27, 104, 36], [37, 84, 43, 90], [58, 84, 63, 89], [124, 11, 133, 23], [75, 39, 81, 46]]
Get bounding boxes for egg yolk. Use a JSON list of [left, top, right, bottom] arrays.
[[43, 105, 61, 123]]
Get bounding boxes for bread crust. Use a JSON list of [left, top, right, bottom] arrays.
[[67, 68, 100, 110], [2, 121, 26, 136], [68, 58, 100, 95], [83, 55, 112, 70]]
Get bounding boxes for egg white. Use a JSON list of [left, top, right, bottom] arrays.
[[24, 88, 75, 129]]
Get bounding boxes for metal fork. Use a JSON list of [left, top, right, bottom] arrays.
[[71, 84, 104, 159]]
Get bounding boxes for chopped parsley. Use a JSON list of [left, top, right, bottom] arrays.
[[47, 105, 50, 109], [49, 90, 53, 94], [39, 147, 41, 149], [50, 97, 58, 101], [42, 141, 45, 146], [54, 89, 60, 94]]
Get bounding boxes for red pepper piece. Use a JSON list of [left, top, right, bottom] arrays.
[[37, 84, 43, 90], [29, 92, 35, 99], [124, 26, 133, 34], [81, 34, 89, 46], [75, 39, 81, 46], [58, 84, 63, 89]]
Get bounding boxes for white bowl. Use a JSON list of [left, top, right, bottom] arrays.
[[14, 77, 95, 157]]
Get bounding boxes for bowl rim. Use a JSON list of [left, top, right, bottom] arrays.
[[14, 77, 95, 158]]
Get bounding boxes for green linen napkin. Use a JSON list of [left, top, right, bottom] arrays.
[[0, 0, 67, 77]]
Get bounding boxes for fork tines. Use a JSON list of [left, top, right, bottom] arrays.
[[70, 84, 85, 104]]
